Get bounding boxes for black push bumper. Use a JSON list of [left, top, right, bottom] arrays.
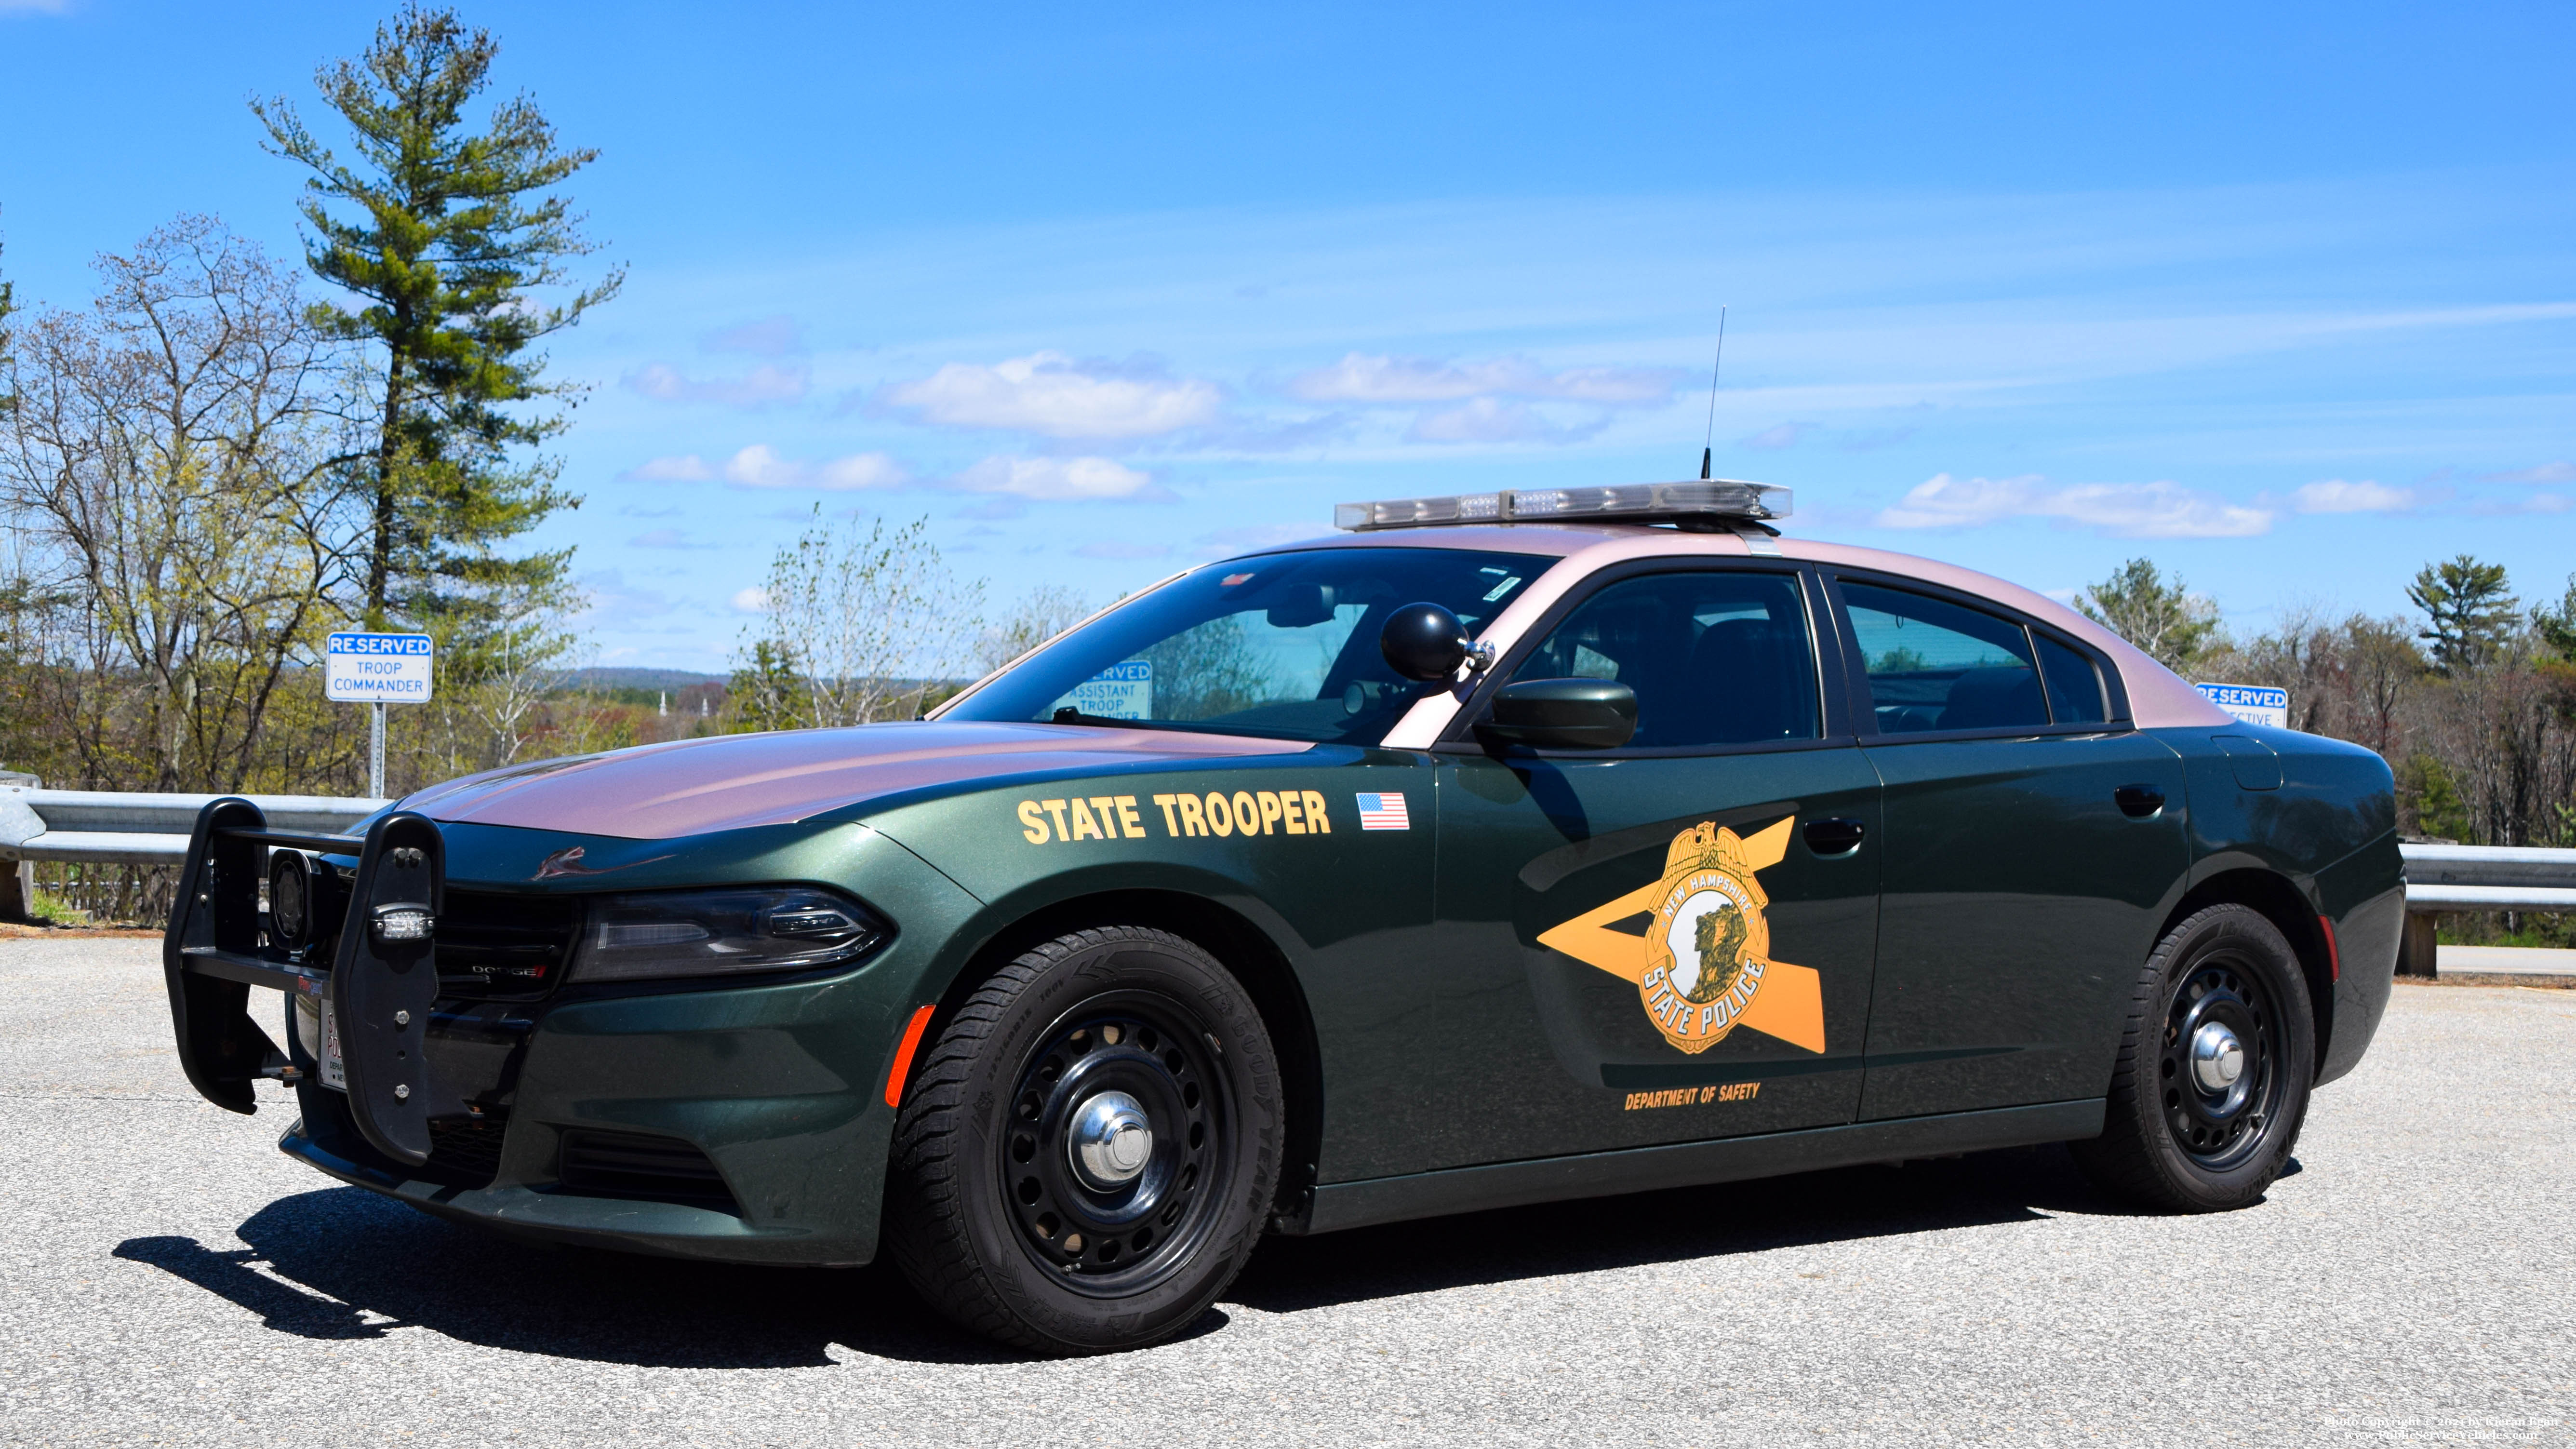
[[162, 797, 450, 1167]]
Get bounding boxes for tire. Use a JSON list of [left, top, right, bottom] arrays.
[[2073, 903, 2315, 1212], [884, 925, 1283, 1355]]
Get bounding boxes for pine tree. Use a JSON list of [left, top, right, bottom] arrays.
[[2406, 555, 2517, 675], [2078, 558, 2223, 673], [254, 4, 620, 630]]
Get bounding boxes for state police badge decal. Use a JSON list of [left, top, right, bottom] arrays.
[[1537, 817, 1827, 1056]]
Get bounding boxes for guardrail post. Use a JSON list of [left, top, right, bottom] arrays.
[[0, 859, 31, 925], [0, 779, 40, 924], [2397, 912, 2439, 979]]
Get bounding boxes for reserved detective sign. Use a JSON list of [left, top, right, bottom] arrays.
[[2196, 682, 2288, 729]]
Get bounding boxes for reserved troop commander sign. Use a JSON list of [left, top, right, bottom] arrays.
[[326, 632, 435, 703]]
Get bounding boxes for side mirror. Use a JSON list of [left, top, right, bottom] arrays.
[[1380, 602, 1472, 682], [1478, 678, 1637, 750]]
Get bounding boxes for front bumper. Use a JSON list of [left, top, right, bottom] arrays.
[[282, 963, 930, 1265], [164, 802, 988, 1267]]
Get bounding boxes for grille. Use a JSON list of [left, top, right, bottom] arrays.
[[558, 1129, 742, 1215], [425, 1116, 510, 1187], [438, 890, 583, 998]]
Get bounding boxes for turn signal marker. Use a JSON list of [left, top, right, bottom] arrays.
[[884, 1004, 937, 1108]]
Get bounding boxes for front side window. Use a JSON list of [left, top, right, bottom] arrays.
[[1842, 581, 2050, 734], [942, 547, 1553, 744], [1505, 571, 1820, 749]]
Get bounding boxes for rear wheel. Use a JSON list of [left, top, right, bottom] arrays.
[[885, 925, 1281, 1355], [2074, 903, 2314, 1212]]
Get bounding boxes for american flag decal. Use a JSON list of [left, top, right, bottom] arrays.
[[1355, 792, 1410, 831]]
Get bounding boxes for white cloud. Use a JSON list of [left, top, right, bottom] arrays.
[[2293, 479, 2414, 513], [630, 528, 720, 550], [720, 445, 910, 490], [626, 454, 716, 482], [885, 352, 1222, 438], [1741, 422, 1806, 450], [703, 316, 802, 357], [1074, 540, 1174, 560], [1288, 352, 1680, 405], [2470, 492, 2572, 516], [956, 455, 1161, 501], [730, 586, 770, 613], [1406, 397, 1602, 445], [625, 362, 810, 407], [573, 570, 676, 621], [1197, 523, 1332, 551], [2482, 460, 2576, 484], [1876, 472, 2273, 538]]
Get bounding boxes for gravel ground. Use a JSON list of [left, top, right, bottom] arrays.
[[2, 938, 2569, 1448]]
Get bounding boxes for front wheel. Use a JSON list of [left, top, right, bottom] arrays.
[[2073, 903, 2315, 1212], [884, 925, 1282, 1355]]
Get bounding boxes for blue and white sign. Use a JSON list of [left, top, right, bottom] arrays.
[[2196, 682, 2288, 729], [325, 632, 435, 703], [1063, 659, 1152, 721]]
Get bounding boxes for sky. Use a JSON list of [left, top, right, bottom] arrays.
[[3, 1, 2572, 674]]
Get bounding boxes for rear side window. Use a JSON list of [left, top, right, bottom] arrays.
[[2034, 634, 2110, 724], [1511, 571, 1820, 748], [1841, 582, 2048, 734]]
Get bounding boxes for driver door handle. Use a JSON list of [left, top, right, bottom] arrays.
[[1803, 818, 1866, 857]]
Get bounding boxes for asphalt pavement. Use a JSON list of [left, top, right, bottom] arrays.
[[3, 937, 2569, 1448]]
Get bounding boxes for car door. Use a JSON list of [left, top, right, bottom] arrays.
[[1823, 573, 2191, 1121], [1326, 561, 1883, 1182]]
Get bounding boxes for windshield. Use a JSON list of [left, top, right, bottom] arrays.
[[942, 547, 1555, 744]]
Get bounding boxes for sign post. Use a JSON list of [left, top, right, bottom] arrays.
[[326, 632, 434, 799]]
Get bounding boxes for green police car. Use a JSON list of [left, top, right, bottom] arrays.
[[162, 481, 2405, 1355]]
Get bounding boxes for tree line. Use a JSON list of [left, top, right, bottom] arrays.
[[2082, 554, 2576, 937], [0, 6, 626, 917]]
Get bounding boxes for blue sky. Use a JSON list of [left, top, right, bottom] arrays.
[[4, 2, 2572, 672]]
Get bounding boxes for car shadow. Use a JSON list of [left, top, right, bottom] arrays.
[[1233, 1141, 2128, 1313], [113, 1186, 1018, 1368], [113, 1141, 2236, 1367]]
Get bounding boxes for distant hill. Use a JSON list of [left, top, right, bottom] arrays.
[[566, 667, 727, 693]]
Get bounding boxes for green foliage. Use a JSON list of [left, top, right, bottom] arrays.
[[2077, 558, 2222, 673], [253, 3, 619, 628], [2397, 752, 2471, 842], [0, 228, 15, 417], [725, 640, 808, 734], [2406, 554, 2517, 675], [2532, 573, 2576, 663]]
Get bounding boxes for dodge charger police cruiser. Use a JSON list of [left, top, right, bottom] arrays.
[[161, 479, 2404, 1355]]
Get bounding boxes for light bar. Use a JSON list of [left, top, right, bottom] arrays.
[[1334, 480, 1791, 532]]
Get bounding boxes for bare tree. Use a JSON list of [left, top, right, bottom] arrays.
[[975, 584, 1094, 676], [736, 510, 983, 729], [0, 217, 365, 792]]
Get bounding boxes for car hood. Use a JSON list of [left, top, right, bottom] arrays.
[[401, 721, 1312, 840]]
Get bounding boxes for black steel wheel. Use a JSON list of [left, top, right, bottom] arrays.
[[2074, 903, 2315, 1212], [885, 925, 1281, 1355], [1000, 995, 1229, 1294]]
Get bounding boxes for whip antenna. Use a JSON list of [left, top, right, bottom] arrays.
[[1699, 306, 1727, 479]]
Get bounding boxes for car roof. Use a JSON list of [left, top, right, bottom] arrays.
[[1241, 523, 2229, 729]]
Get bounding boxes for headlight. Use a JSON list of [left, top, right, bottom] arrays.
[[567, 887, 889, 984]]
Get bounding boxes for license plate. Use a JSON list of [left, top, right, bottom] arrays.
[[296, 991, 347, 1092], [320, 1006, 347, 1091]]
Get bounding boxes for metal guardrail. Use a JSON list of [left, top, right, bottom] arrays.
[[2399, 844, 2576, 914], [0, 785, 2569, 908], [0, 787, 386, 866]]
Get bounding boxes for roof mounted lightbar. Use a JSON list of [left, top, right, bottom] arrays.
[[1334, 479, 1791, 532]]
